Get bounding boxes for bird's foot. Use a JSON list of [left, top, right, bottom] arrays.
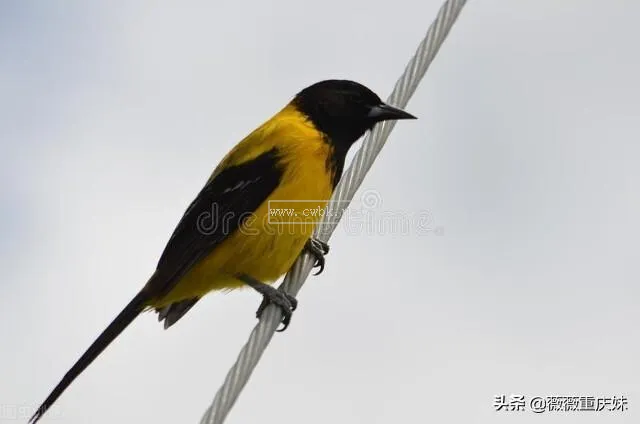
[[238, 274, 297, 331], [305, 238, 330, 275]]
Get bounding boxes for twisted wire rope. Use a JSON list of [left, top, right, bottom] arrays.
[[201, 1, 468, 422]]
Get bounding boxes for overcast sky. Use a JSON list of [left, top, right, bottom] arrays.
[[1, 1, 639, 423]]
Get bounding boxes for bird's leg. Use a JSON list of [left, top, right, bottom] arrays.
[[237, 274, 297, 331], [305, 238, 330, 275]]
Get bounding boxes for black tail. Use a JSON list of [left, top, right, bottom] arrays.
[[29, 289, 149, 423]]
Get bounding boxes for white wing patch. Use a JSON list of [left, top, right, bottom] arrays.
[[222, 176, 262, 194]]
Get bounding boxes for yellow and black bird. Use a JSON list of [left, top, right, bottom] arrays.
[[29, 79, 416, 423]]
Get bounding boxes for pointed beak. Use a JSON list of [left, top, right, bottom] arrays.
[[367, 102, 417, 121]]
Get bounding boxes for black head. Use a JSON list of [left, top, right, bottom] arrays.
[[292, 80, 416, 150]]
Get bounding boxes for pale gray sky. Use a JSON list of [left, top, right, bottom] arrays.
[[1, 1, 639, 423]]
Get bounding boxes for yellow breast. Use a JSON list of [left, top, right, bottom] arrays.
[[154, 105, 335, 306]]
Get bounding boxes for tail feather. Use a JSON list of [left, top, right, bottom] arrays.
[[156, 297, 200, 329], [29, 289, 149, 423]]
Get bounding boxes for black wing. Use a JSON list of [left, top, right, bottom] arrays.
[[150, 147, 283, 298]]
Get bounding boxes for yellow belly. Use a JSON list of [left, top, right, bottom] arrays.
[[152, 157, 334, 307]]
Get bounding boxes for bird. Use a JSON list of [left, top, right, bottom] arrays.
[[29, 79, 416, 423]]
